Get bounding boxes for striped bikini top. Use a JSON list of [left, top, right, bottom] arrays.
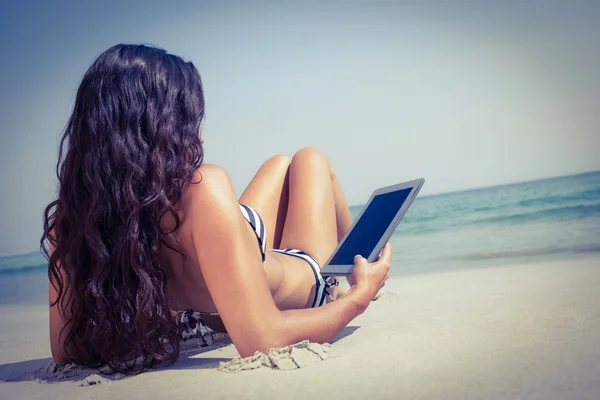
[[238, 203, 267, 263]]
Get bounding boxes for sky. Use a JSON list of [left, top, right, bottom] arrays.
[[0, 1, 599, 257]]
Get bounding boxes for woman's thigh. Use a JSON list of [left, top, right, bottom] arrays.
[[279, 147, 338, 266], [239, 154, 291, 249]]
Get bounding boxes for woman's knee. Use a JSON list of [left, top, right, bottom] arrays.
[[261, 154, 292, 173], [291, 146, 330, 170]]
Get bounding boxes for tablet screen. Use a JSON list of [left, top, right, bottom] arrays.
[[328, 188, 413, 265]]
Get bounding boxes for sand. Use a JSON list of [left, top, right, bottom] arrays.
[[1, 255, 600, 399], [218, 340, 333, 372]]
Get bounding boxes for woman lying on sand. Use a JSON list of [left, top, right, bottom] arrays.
[[41, 44, 391, 373]]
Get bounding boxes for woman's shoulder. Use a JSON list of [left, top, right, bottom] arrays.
[[194, 163, 230, 180], [161, 163, 241, 256], [162, 164, 234, 231], [188, 163, 234, 198], [184, 163, 239, 216]]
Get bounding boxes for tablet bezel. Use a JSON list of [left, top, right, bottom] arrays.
[[320, 178, 425, 276]]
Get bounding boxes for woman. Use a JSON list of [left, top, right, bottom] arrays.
[[41, 44, 391, 373]]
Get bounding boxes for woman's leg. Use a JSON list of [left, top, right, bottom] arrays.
[[242, 148, 354, 306], [279, 147, 352, 266], [239, 154, 292, 249], [330, 167, 353, 244]]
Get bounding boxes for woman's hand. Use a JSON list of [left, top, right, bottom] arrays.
[[346, 243, 392, 310]]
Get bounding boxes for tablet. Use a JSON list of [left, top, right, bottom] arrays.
[[321, 178, 425, 276]]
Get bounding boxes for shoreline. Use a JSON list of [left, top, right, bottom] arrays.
[[389, 249, 600, 279]]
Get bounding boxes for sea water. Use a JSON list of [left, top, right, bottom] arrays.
[[1, 171, 599, 305], [375, 170, 600, 274]]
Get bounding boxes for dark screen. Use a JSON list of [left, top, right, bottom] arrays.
[[328, 188, 413, 265]]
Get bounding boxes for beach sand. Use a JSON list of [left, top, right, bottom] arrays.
[[1, 255, 599, 399]]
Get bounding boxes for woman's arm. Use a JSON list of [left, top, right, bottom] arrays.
[[189, 164, 389, 357], [272, 247, 390, 346]]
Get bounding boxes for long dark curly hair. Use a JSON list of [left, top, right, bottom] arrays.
[[40, 44, 205, 372]]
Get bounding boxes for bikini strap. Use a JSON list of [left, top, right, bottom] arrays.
[[323, 275, 339, 303]]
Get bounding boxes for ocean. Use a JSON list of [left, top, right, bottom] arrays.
[[1, 171, 599, 305]]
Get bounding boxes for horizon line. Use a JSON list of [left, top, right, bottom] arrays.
[[347, 168, 600, 208]]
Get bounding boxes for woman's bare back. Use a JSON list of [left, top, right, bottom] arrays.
[[158, 165, 318, 327]]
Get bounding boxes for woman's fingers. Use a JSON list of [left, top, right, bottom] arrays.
[[349, 242, 393, 300], [379, 243, 392, 264]]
